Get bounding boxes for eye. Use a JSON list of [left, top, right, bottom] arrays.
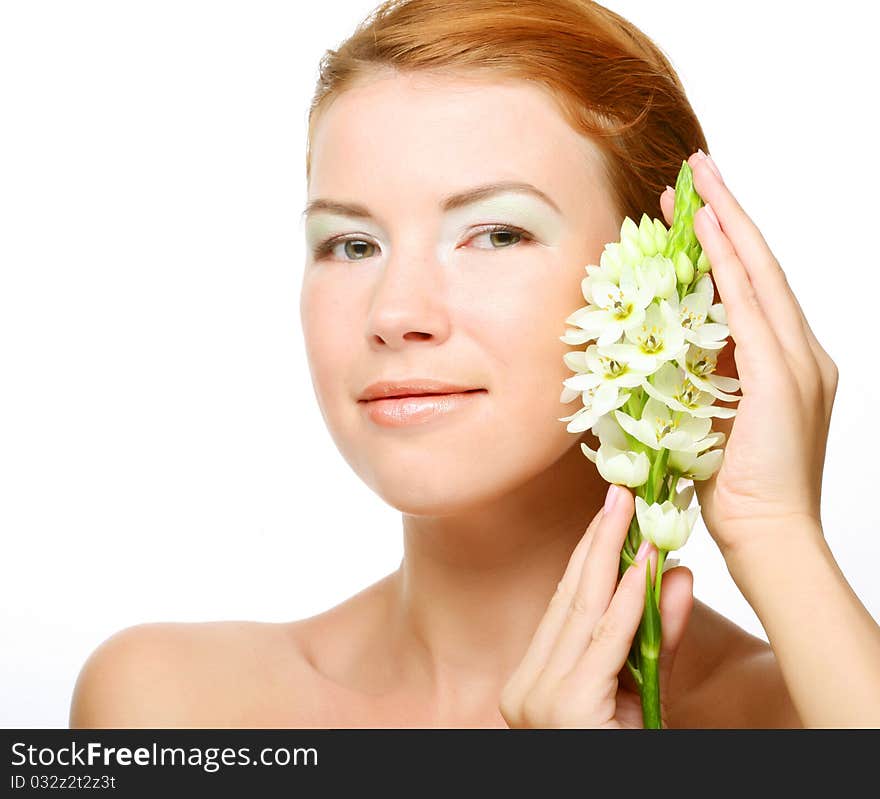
[[309, 223, 534, 262], [311, 237, 377, 262], [467, 224, 533, 250]]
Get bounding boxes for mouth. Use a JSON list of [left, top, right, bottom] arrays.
[[358, 388, 487, 427], [360, 389, 486, 402]]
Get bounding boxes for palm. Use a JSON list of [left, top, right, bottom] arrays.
[[700, 385, 800, 528], [659, 186, 819, 552]]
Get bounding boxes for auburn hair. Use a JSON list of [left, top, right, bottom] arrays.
[[305, 0, 708, 225]]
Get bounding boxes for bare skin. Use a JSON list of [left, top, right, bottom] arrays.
[[71, 71, 846, 729], [69, 580, 797, 729]]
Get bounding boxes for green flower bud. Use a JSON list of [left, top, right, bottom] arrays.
[[696, 249, 712, 274], [599, 242, 624, 281], [674, 251, 694, 285], [652, 218, 668, 254], [663, 161, 704, 265], [620, 216, 640, 248], [638, 213, 658, 257], [621, 235, 643, 268]]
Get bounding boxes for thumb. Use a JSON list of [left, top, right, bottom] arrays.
[[657, 565, 695, 700]]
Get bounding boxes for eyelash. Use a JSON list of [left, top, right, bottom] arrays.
[[309, 223, 534, 262]]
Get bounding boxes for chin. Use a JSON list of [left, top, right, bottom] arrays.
[[362, 464, 502, 517], [360, 445, 568, 517]]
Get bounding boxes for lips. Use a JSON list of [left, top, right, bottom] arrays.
[[360, 389, 487, 427], [369, 389, 484, 400], [358, 380, 484, 402]]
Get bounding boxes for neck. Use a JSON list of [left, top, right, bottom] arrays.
[[387, 439, 606, 719]]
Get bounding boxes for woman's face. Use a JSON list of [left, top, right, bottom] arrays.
[[301, 71, 621, 515]]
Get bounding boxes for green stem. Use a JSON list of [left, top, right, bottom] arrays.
[[655, 549, 668, 597], [623, 393, 639, 418], [623, 515, 641, 571], [634, 528, 664, 729], [645, 447, 669, 505], [626, 656, 643, 690], [639, 647, 661, 728]]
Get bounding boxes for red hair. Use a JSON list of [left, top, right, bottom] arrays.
[[305, 0, 708, 225]]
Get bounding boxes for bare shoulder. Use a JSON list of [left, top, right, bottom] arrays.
[[668, 597, 801, 728], [677, 596, 769, 678], [69, 620, 315, 728]]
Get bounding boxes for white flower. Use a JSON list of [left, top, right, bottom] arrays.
[[635, 490, 700, 551], [558, 349, 634, 432], [641, 361, 738, 419], [560, 325, 594, 346], [596, 243, 625, 283], [579, 263, 612, 305], [672, 274, 730, 350], [708, 301, 727, 325], [623, 299, 687, 371], [562, 343, 655, 411], [614, 396, 717, 453], [558, 389, 631, 433], [558, 191, 734, 562], [635, 254, 678, 302], [579, 414, 651, 487], [561, 214, 672, 346], [560, 349, 589, 404], [681, 345, 742, 403], [667, 447, 724, 480], [563, 262, 654, 346]]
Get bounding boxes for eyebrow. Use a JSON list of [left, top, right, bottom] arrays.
[[301, 180, 562, 222]]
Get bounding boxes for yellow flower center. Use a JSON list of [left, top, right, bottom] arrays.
[[680, 308, 706, 329], [611, 297, 633, 319], [655, 415, 678, 441], [638, 323, 663, 353], [690, 352, 717, 376], [600, 356, 626, 377], [676, 379, 701, 407]]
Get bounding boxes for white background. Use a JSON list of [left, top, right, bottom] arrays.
[[1, 1, 877, 727]]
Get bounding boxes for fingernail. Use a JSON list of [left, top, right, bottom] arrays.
[[635, 540, 658, 580], [702, 203, 720, 230], [604, 484, 620, 513], [635, 539, 652, 562], [664, 184, 674, 193]]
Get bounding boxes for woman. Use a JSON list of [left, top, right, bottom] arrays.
[[69, 0, 880, 728]]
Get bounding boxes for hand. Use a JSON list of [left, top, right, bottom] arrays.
[[499, 486, 694, 728], [660, 151, 839, 559]]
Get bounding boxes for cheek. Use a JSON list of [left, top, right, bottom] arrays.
[[300, 276, 357, 409], [478, 277, 583, 434]]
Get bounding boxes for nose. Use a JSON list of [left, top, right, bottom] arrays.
[[365, 244, 452, 350]]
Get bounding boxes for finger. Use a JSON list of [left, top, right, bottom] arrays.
[[664, 177, 791, 399], [539, 486, 636, 682], [656, 566, 695, 695], [703, 211, 837, 423], [614, 564, 692, 699], [660, 186, 674, 228], [690, 198, 790, 392], [688, 152, 821, 378], [500, 505, 606, 714], [568, 545, 657, 687]]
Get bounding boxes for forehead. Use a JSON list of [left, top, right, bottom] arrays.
[[308, 71, 605, 214]]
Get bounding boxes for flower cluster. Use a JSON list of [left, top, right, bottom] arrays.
[[558, 189, 740, 552]]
